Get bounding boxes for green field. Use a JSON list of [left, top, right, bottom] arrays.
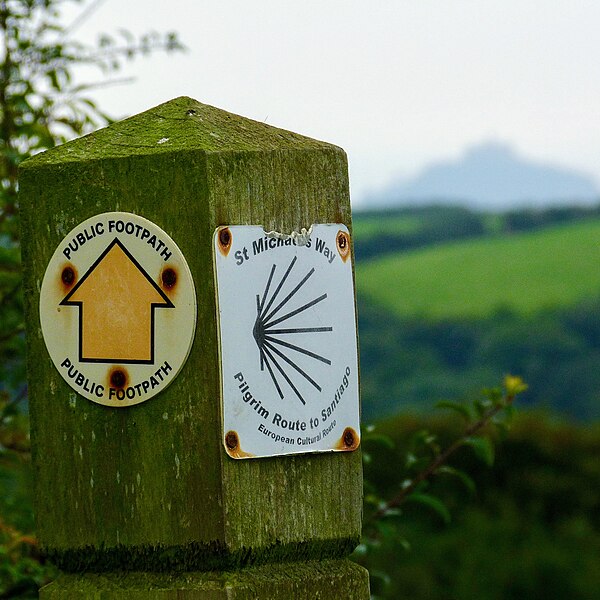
[[352, 213, 423, 239], [356, 219, 600, 319]]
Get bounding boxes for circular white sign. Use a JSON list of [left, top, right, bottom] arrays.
[[40, 212, 197, 407], [214, 224, 360, 459]]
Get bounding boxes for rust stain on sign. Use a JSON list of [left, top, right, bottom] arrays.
[[224, 430, 255, 458], [160, 266, 178, 292], [59, 263, 78, 294], [217, 227, 232, 256], [335, 427, 359, 451], [108, 367, 128, 390], [336, 230, 351, 263]]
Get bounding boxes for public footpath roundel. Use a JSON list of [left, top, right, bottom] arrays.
[[213, 224, 361, 459], [39, 212, 197, 407]]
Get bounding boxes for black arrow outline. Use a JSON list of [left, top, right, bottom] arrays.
[[60, 237, 174, 364]]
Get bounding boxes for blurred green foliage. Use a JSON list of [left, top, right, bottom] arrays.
[[358, 293, 600, 422], [357, 412, 600, 599], [353, 205, 600, 596], [0, 405, 55, 598], [354, 205, 600, 423]]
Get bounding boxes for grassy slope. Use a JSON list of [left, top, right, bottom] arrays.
[[352, 213, 423, 239], [356, 219, 600, 319]]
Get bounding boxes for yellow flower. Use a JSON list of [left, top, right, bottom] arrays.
[[504, 374, 528, 396]]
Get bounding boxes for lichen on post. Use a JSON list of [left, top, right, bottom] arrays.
[[19, 97, 369, 598]]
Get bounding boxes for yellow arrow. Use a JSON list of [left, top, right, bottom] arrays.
[[60, 238, 174, 363]]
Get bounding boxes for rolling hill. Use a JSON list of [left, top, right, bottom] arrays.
[[356, 219, 600, 319], [352, 209, 600, 422]]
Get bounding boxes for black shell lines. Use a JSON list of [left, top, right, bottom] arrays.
[[252, 256, 332, 405]]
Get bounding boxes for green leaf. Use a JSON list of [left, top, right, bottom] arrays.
[[436, 399, 474, 421], [404, 451, 418, 468], [482, 386, 503, 405], [362, 432, 395, 450], [464, 436, 495, 466], [498, 404, 517, 424], [412, 429, 437, 446], [411, 429, 439, 455], [437, 465, 476, 495], [375, 519, 397, 540], [363, 493, 383, 508], [397, 536, 411, 552], [368, 569, 392, 592], [473, 396, 493, 417], [351, 543, 368, 558], [406, 492, 452, 524], [379, 507, 402, 521]]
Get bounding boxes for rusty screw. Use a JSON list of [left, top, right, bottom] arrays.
[[218, 227, 233, 257], [225, 430, 239, 450], [61, 266, 75, 286], [219, 228, 231, 247], [161, 267, 177, 289], [343, 427, 356, 449], [336, 230, 350, 262], [110, 369, 127, 389]]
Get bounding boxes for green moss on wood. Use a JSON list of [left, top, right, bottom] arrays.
[[20, 97, 336, 167], [41, 559, 369, 599], [44, 536, 360, 573], [19, 97, 362, 573]]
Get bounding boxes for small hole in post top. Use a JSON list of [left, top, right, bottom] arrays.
[[186, 109, 197, 116]]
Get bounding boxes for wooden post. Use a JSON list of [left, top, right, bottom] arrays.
[[19, 97, 369, 598]]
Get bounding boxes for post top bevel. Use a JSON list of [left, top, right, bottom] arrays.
[[21, 96, 340, 169]]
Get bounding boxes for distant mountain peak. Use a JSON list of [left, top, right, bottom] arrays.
[[464, 141, 514, 162], [370, 141, 599, 210]]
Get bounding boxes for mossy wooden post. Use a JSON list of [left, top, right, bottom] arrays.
[[19, 97, 369, 598]]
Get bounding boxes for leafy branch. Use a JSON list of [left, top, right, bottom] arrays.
[[1, 0, 185, 243], [367, 375, 527, 523], [360, 375, 528, 546]]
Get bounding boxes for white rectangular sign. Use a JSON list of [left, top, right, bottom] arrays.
[[213, 224, 360, 459]]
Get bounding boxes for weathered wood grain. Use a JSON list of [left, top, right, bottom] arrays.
[[20, 97, 367, 595], [40, 559, 369, 599]]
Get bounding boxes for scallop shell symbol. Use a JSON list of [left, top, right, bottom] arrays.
[[252, 256, 333, 405]]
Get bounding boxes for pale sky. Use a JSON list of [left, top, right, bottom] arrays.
[[66, 0, 600, 206]]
